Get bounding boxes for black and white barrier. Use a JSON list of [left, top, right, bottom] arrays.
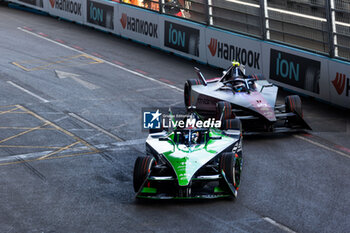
[[7, 0, 350, 108]]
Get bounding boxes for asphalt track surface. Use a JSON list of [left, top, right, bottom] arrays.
[[0, 4, 349, 233]]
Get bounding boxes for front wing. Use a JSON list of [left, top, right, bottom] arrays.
[[135, 171, 237, 200]]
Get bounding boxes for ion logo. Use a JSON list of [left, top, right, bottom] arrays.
[[120, 13, 158, 38], [207, 38, 260, 69], [87, 0, 114, 29], [270, 49, 321, 94], [275, 52, 299, 81], [164, 21, 199, 57], [50, 0, 82, 16], [332, 72, 349, 96], [89, 1, 103, 22], [143, 110, 162, 129]]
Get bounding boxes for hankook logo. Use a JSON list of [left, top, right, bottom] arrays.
[[50, 0, 55, 8], [50, 0, 82, 16], [208, 38, 217, 57], [332, 72, 349, 96], [207, 38, 260, 69], [120, 13, 158, 38]]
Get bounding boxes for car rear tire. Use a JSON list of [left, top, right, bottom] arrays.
[[133, 156, 155, 192], [285, 95, 303, 118], [216, 101, 235, 123], [219, 152, 241, 190], [184, 79, 203, 108], [223, 118, 242, 131]]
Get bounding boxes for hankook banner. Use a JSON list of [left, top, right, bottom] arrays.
[[205, 27, 262, 74], [47, 0, 85, 24], [328, 60, 350, 108], [118, 4, 160, 47]]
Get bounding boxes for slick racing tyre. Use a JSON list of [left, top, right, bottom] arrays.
[[184, 79, 204, 108], [219, 152, 242, 190], [222, 118, 242, 131], [216, 101, 235, 124], [285, 95, 303, 118], [133, 156, 155, 192]]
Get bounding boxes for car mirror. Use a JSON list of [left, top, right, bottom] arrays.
[[158, 137, 168, 141], [210, 136, 222, 140]]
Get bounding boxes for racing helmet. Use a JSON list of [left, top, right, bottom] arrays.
[[231, 61, 245, 79], [234, 83, 246, 92], [182, 130, 200, 145], [191, 131, 199, 144]]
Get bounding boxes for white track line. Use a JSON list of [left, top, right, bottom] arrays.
[[17, 27, 182, 92], [263, 217, 297, 233], [68, 112, 123, 142], [7, 81, 49, 103], [294, 135, 350, 159]]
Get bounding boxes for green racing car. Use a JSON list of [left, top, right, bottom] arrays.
[[133, 109, 243, 200]]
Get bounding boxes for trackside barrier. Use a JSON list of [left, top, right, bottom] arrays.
[[118, 4, 160, 48], [6, 0, 350, 108], [7, 0, 47, 12], [47, 0, 86, 24]]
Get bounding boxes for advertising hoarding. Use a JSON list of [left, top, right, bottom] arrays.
[[328, 60, 350, 108], [205, 27, 262, 74], [159, 17, 206, 63], [10, 0, 47, 11], [118, 4, 160, 47], [269, 49, 321, 94], [47, 0, 86, 24], [262, 43, 329, 100], [85, 0, 116, 33]]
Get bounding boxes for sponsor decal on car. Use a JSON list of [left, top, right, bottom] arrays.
[[120, 13, 158, 38], [87, 0, 114, 29], [332, 72, 349, 96], [164, 21, 200, 57], [270, 49, 321, 94], [49, 0, 82, 15], [208, 38, 260, 69]]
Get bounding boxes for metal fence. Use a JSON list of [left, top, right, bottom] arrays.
[[120, 0, 350, 61]]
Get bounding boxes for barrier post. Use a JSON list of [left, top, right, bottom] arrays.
[[326, 0, 337, 57], [160, 0, 165, 13], [259, 0, 269, 40], [206, 0, 213, 26]]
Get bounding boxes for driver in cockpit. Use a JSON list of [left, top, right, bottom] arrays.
[[183, 130, 200, 145], [233, 83, 246, 92], [228, 61, 245, 80]]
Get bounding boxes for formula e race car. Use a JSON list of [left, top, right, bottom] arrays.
[[133, 110, 243, 200], [184, 62, 311, 134]]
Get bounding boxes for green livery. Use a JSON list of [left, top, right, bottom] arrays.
[[133, 110, 243, 200]]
